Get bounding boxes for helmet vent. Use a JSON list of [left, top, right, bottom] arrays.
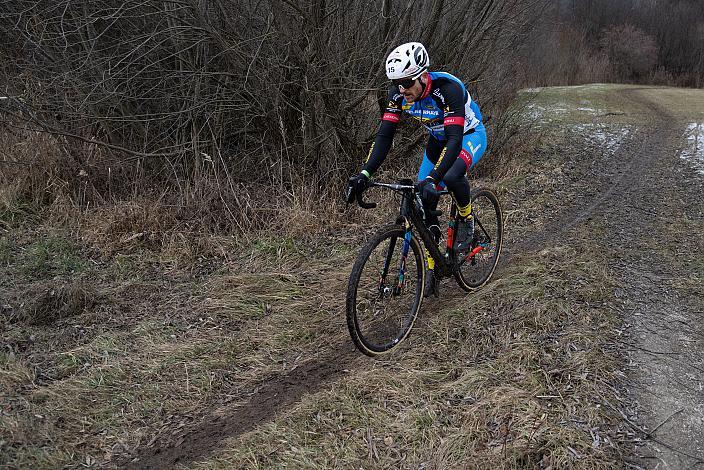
[[384, 42, 430, 80]]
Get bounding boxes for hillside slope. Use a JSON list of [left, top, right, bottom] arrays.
[[1, 85, 702, 469]]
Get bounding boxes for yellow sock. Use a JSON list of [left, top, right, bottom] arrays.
[[427, 254, 435, 270], [458, 201, 472, 218]]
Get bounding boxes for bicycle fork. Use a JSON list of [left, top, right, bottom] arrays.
[[378, 222, 413, 298]]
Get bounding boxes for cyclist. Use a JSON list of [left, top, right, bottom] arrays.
[[347, 42, 487, 297]]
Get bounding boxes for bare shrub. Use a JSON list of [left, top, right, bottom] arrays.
[[516, 1, 704, 88], [517, 24, 611, 86], [577, 49, 612, 84], [600, 24, 659, 81], [0, 0, 547, 236]]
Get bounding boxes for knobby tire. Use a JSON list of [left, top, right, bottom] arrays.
[[346, 224, 425, 357], [453, 188, 503, 291]]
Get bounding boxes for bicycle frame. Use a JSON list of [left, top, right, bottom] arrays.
[[346, 180, 502, 356], [358, 180, 470, 280]]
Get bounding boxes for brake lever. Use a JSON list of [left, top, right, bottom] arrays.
[[356, 189, 377, 209], [413, 184, 443, 217]]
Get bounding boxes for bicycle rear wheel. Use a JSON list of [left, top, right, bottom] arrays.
[[453, 188, 503, 291], [346, 224, 425, 356]]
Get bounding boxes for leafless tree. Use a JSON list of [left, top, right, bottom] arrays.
[[601, 24, 658, 81], [0, 0, 546, 227], [520, 0, 704, 87]]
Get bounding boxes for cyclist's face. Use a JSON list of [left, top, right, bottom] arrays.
[[397, 75, 425, 103]]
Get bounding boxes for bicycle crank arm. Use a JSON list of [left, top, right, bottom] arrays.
[[464, 245, 485, 261]]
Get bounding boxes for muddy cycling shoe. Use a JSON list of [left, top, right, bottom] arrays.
[[424, 270, 440, 298], [455, 215, 475, 252], [473, 229, 490, 247]]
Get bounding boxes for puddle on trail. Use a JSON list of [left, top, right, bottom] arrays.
[[680, 123, 704, 176]]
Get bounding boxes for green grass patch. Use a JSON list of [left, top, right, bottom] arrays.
[[252, 236, 301, 260], [0, 197, 41, 230], [108, 253, 143, 281], [0, 236, 16, 265], [21, 236, 86, 277]]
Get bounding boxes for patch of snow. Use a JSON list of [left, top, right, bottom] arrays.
[[522, 101, 602, 125], [571, 123, 632, 155], [680, 123, 704, 176], [524, 103, 544, 120], [521, 87, 542, 93], [524, 103, 570, 120]]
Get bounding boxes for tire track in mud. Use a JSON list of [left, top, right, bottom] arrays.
[[598, 91, 704, 468], [123, 342, 361, 469], [125, 87, 701, 469], [502, 87, 704, 467], [501, 87, 673, 265]]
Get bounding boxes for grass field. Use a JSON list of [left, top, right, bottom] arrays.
[[3, 84, 687, 469]]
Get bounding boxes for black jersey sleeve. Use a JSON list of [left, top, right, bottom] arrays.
[[429, 80, 466, 182], [361, 87, 404, 176]]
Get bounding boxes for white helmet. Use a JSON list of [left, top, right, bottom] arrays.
[[385, 42, 430, 80]]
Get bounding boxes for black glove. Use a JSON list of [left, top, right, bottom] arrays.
[[346, 172, 369, 203], [417, 177, 439, 207]]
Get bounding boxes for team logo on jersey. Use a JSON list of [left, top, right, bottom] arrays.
[[409, 110, 440, 118], [434, 92, 446, 107], [365, 142, 375, 163]]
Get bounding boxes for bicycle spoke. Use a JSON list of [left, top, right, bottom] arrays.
[[452, 189, 503, 290], [347, 225, 423, 355], [475, 216, 492, 245]]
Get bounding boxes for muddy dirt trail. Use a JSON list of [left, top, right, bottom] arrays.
[[124, 87, 703, 469], [510, 87, 704, 467], [601, 89, 704, 468], [122, 342, 363, 469], [512, 86, 704, 467], [484, 87, 702, 467]]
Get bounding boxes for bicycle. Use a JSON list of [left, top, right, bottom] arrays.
[[346, 179, 503, 357]]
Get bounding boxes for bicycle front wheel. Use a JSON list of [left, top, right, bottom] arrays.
[[453, 188, 503, 291], [346, 224, 425, 357]]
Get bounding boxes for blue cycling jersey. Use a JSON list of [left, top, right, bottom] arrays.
[[362, 70, 484, 185], [394, 71, 482, 140]]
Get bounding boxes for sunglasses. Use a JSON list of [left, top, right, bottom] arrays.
[[392, 77, 417, 90]]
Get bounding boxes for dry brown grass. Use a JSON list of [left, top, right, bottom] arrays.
[[0, 85, 652, 469], [190, 241, 627, 469], [0, 224, 358, 468], [20, 279, 98, 325], [0, 131, 61, 206]]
